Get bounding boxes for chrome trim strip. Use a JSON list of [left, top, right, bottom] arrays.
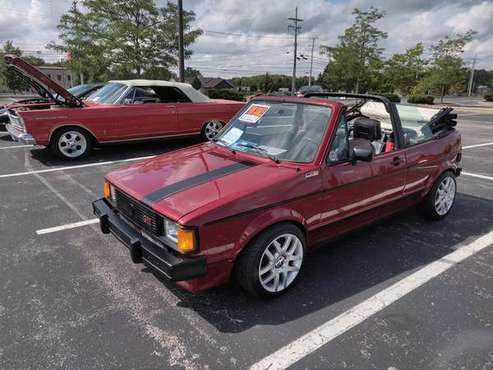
[[99, 131, 201, 144]]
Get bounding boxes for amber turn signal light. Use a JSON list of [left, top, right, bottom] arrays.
[[103, 180, 111, 199], [177, 228, 196, 254]]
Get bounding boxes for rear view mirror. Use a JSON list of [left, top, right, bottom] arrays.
[[351, 147, 373, 163]]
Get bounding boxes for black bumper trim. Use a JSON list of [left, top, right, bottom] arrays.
[[92, 198, 207, 281]]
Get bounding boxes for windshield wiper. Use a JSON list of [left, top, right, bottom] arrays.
[[235, 143, 280, 163], [212, 138, 236, 154]]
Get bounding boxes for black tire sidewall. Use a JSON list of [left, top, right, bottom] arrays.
[[51, 128, 92, 160]]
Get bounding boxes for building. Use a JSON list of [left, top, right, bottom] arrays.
[[199, 77, 236, 93], [38, 66, 74, 89]]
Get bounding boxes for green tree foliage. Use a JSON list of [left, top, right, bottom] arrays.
[[231, 74, 309, 93], [0, 41, 46, 92], [382, 43, 426, 96], [416, 31, 475, 102], [319, 7, 387, 93], [50, 0, 202, 82]]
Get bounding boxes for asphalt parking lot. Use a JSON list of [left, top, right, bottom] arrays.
[[1, 101, 493, 369]]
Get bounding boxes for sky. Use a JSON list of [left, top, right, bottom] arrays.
[[0, 0, 492, 79]]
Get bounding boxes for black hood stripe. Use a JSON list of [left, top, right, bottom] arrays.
[[143, 161, 256, 204]]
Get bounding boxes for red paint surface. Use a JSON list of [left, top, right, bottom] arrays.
[[105, 97, 461, 292]]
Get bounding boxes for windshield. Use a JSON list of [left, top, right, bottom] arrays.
[[68, 84, 91, 97], [86, 83, 127, 104], [215, 100, 332, 163]]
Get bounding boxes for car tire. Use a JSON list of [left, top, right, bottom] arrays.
[[50, 127, 92, 160], [418, 171, 457, 220], [201, 120, 224, 141], [235, 223, 306, 298]]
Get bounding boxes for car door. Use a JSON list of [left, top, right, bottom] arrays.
[[312, 115, 384, 243], [117, 86, 179, 139]]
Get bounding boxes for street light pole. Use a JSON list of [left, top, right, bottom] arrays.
[[288, 7, 303, 96], [177, 0, 185, 82], [308, 37, 316, 86], [467, 55, 477, 97]]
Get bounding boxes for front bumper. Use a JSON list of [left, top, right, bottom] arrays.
[[92, 198, 207, 281], [6, 123, 36, 145]]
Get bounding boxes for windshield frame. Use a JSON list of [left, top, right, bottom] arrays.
[[214, 99, 333, 164]]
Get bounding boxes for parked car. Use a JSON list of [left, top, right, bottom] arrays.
[[297, 84, 324, 97], [92, 93, 461, 298], [0, 83, 104, 131], [4, 56, 244, 159]]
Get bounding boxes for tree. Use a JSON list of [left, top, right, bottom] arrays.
[[48, 0, 106, 84], [417, 31, 475, 102], [50, 0, 202, 81], [0, 41, 46, 92], [319, 7, 387, 93], [383, 43, 426, 95]]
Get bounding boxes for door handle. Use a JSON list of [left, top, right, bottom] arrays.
[[392, 156, 401, 166]]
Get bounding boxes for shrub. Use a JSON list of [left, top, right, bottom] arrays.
[[381, 93, 401, 103], [484, 93, 493, 102], [408, 95, 434, 105], [208, 89, 244, 101]]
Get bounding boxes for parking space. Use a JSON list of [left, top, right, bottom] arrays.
[[1, 107, 492, 369]]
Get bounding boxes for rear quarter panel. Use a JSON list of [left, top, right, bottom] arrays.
[[176, 100, 244, 133], [404, 129, 461, 197]]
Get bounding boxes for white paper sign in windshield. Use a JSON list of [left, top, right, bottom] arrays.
[[221, 127, 243, 145], [239, 104, 270, 123]]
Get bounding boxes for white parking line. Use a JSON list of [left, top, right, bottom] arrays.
[[0, 155, 155, 179], [36, 218, 99, 235], [462, 142, 493, 150], [250, 230, 493, 370], [0, 144, 34, 150], [462, 171, 493, 181]]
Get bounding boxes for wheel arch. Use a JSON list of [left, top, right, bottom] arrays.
[[49, 124, 99, 146], [233, 209, 307, 261]]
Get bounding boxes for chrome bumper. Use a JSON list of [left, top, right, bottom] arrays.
[[6, 123, 36, 145]]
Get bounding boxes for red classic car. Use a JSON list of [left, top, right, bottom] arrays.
[[4, 56, 244, 159], [92, 93, 462, 297]]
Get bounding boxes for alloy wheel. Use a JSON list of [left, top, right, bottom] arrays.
[[258, 233, 304, 293], [58, 130, 87, 159], [204, 121, 223, 140], [434, 176, 456, 216]]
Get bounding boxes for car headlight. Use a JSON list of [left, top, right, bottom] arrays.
[[103, 180, 117, 203], [165, 219, 197, 254]]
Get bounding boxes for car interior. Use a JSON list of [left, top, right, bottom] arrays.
[[125, 86, 192, 104]]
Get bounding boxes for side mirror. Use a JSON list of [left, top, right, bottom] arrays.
[[351, 147, 374, 163]]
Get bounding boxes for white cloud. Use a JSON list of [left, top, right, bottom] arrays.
[[0, 0, 492, 77]]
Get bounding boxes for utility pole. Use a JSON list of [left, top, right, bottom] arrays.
[[288, 7, 303, 95], [308, 37, 317, 86], [177, 0, 185, 82], [467, 55, 477, 97]]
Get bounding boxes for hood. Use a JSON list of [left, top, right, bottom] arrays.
[[4, 55, 83, 108], [106, 143, 299, 222]]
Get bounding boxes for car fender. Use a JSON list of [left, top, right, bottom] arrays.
[[422, 157, 458, 196], [48, 123, 99, 144], [233, 207, 306, 259]]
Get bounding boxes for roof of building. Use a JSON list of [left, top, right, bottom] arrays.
[[199, 77, 235, 89]]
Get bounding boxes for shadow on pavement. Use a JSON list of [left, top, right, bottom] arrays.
[[27, 137, 202, 167], [151, 192, 493, 333]]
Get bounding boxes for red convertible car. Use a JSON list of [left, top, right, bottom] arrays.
[[93, 93, 461, 297], [4, 56, 244, 159]]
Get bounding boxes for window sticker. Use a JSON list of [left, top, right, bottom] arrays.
[[221, 127, 243, 145], [239, 104, 271, 123]]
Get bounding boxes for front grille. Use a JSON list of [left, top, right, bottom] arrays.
[[8, 110, 24, 130], [115, 190, 163, 235]]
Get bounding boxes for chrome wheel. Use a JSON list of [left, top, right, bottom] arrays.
[[204, 121, 223, 140], [58, 130, 87, 158], [258, 233, 304, 293], [434, 176, 456, 216]]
